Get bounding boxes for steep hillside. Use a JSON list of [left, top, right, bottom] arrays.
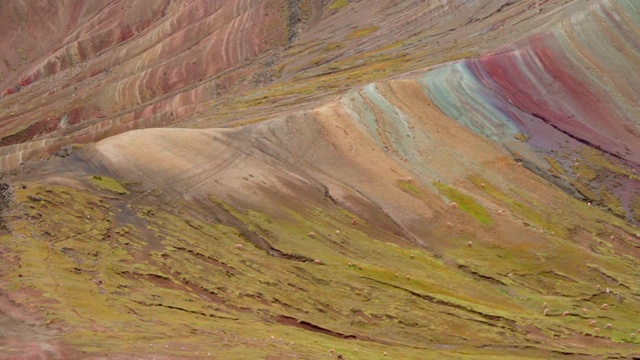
[[423, 0, 640, 224], [2, 0, 587, 170], [2, 0, 640, 359]]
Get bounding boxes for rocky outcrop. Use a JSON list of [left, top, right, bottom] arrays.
[[0, 183, 13, 234]]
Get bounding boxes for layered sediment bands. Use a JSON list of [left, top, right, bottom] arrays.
[[0, 0, 595, 172], [0, 0, 295, 169], [421, 0, 640, 222], [0, 0, 166, 91], [0, 1, 111, 83]]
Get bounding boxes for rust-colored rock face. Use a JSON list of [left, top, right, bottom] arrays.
[[3, 1, 640, 359]]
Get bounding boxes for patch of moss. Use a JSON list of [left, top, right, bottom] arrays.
[[514, 133, 529, 142], [322, 42, 345, 53], [437, 50, 477, 63], [91, 175, 129, 195], [545, 157, 565, 175], [433, 181, 492, 225], [311, 55, 328, 66], [579, 147, 630, 176], [397, 179, 421, 195], [630, 194, 640, 222], [571, 163, 598, 181], [468, 175, 566, 237], [570, 179, 598, 200], [328, 0, 349, 10], [346, 26, 379, 40], [601, 189, 625, 218]]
